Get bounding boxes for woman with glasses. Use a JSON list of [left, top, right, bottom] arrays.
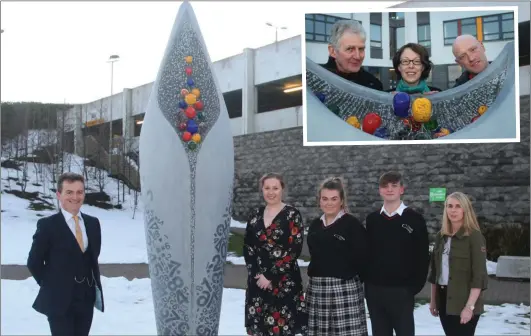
[[391, 43, 441, 94], [305, 177, 369, 336]]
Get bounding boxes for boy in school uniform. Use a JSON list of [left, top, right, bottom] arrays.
[[364, 171, 430, 336]]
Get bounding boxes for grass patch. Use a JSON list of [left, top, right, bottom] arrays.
[[228, 232, 245, 257]]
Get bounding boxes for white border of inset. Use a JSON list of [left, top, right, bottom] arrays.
[[301, 6, 520, 146]]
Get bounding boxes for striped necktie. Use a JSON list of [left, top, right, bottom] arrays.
[[73, 215, 84, 252]]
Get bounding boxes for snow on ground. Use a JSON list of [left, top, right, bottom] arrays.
[[2, 276, 529, 335], [1, 156, 529, 334]]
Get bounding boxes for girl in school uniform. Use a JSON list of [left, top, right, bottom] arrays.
[[305, 177, 369, 336]]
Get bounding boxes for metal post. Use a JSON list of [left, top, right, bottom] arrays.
[[107, 55, 120, 170], [109, 61, 113, 168]]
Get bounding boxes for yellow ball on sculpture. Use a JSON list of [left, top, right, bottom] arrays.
[[346, 116, 360, 128], [185, 93, 197, 105], [185, 56, 193, 63], [192, 133, 201, 143], [478, 105, 488, 115], [412, 97, 432, 123], [191, 88, 200, 98]]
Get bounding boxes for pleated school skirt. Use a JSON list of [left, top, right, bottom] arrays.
[[306, 275, 368, 336]]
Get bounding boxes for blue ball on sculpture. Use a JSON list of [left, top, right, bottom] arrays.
[[179, 100, 187, 109], [315, 92, 326, 103], [187, 78, 194, 86], [393, 92, 410, 118], [187, 119, 199, 134], [374, 127, 388, 138]]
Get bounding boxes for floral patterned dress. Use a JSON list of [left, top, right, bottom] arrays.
[[243, 204, 309, 336]]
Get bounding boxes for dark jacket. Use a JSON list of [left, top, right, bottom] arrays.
[[27, 212, 105, 316], [428, 227, 488, 315], [321, 56, 384, 91], [453, 62, 492, 88]]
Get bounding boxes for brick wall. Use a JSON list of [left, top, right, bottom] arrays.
[[232, 96, 530, 234]]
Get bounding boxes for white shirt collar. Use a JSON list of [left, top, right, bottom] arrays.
[[380, 202, 407, 217], [320, 209, 346, 226], [60, 207, 81, 221]]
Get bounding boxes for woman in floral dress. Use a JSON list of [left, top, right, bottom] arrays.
[[243, 173, 308, 336]]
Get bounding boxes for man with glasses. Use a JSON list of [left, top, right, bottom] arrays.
[[452, 34, 490, 87]]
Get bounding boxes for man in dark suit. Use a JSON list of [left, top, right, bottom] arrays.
[[27, 172, 104, 336]]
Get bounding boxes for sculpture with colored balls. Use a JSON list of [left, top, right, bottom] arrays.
[[393, 92, 410, 118]]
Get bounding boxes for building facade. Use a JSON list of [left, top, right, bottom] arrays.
[[64, 4, 529, 156], [305, 9, 519, 90]]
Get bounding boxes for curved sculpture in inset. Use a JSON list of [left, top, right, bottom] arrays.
[[139, 1, 234, 335], [305, 41, 517, 142]]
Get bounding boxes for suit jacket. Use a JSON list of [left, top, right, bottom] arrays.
[[27, 211, 105, 316]]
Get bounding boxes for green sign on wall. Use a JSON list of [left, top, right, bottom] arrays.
[[429, 188, 447, 202]]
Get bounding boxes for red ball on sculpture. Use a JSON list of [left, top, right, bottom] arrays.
[[185, 106, 196, 118], [182, 131, 192, 141], [362, 113, 382, 134], [194, 101, 204, 110], [178, 122, 187, 131], [185, 67, 193, 76]]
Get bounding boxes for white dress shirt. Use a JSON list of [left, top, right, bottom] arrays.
[[380, 202, 408, 217], [320, 209, 346, 226], [61, 207, 89, 251]]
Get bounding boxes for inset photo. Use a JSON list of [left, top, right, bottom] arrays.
[[303, 7, 521, 145]]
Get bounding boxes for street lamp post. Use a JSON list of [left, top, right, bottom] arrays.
[[107, 54, 119, 169], [265, 22, 287, 43]]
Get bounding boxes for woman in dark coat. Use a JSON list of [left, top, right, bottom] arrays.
[[243, 173, 308, 336], [305, 177, 369, 336]]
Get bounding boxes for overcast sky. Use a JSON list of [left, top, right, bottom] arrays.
[[0, 1, 404, 104]]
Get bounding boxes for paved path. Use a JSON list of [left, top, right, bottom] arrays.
[[3, 263, 528, 306]]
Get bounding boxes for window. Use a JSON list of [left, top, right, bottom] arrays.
[[389, 12, 405, 59], [370, 13, 383, 59], [418, 24, 431, 48], [443, 21, 458, 45], [482, 12, 514, 41], [444, 12, 514, 45], [370, 24, 382, 48], [305, 14, 359, 43], [447, 64, 463, 85]]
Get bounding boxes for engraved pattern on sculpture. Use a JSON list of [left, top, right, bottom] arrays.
[[145, 207, 191, 335], [154, 12, 227, 334], [195, 191, 233, 335]]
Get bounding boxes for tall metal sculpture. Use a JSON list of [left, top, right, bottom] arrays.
[[139, 1, 234, 335]]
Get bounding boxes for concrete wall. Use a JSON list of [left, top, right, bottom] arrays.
[[231, 96, 530, 233]]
